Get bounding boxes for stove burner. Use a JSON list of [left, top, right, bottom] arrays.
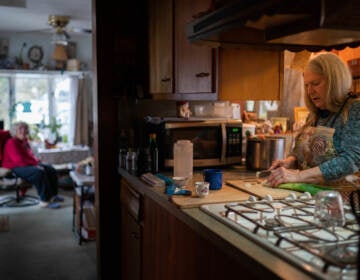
[[264, 217, 281, 229], [325, 243, 358, 264]]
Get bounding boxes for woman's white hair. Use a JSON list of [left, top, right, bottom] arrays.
[[10, 121, 29, 137], [303, 52, 355, 126]]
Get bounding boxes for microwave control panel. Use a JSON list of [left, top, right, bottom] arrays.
[[226, 126, 242, 157]]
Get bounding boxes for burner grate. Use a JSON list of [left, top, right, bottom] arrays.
[[223, 197, 359, 275]]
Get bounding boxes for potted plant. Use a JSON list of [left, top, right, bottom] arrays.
[[44, 117, 62, 148]]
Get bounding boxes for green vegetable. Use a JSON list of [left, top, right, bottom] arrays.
[[278, 183, 332, 195]]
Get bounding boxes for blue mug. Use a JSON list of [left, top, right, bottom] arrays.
[[203, 169, 223, 190]]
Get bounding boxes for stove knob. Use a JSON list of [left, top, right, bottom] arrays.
[[285, 193, 297, 201], [300, 192, 312, 200], [248, 195, 257, 202], [264, 194, 273, 202]]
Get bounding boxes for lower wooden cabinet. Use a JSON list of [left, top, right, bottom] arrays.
[[120, 179, 142, 280], [141, 197, 261, 280], [121, 178, 264, 280], [121, 209, 141, 280]]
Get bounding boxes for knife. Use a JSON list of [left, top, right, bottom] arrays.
[[256, 170, 272, 178]]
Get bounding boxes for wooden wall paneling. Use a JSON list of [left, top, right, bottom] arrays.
[[219, 46, 283, 101], [336, 47, 360, 64], [94, 0, 148, 279]]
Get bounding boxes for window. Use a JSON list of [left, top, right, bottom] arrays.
[[0, 77, 9, 127], [0, 72, 82, 145], [13, 77, 49, 124]]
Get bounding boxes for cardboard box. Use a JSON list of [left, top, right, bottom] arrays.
[[75, 197, 96, 240], [81, 226, 96, 240]]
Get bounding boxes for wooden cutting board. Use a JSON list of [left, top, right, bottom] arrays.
[[226, 180, 302, 199], [170, 185, 250, 208]]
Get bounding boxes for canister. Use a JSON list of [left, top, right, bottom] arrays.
[[173, 140, 193, 178], [245, 136, 286, 170]]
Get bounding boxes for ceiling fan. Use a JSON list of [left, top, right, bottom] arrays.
[[48, 15, 91, 45]]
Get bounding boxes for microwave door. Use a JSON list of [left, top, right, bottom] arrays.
[[164, 124, 222, 167], [220, 123, 226, 163]]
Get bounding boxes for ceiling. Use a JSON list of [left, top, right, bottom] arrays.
[[0, 0, 91, 36]]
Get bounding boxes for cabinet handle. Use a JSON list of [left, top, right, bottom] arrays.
[[195, 72, 210, 78], [161, 77, 171, 82]]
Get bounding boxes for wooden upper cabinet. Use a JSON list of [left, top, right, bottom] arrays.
[[219, 47, 284, 101], [149, 0, 217, 99], [174, 0, 216, 94], [149, 0, 173, 94]]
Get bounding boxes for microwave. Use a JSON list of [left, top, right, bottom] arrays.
[[143, 118, 243, 169]]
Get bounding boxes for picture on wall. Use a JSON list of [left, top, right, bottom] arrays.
[[0, 39, 9, 59]]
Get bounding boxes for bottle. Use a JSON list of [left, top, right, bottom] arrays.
[[148, 133, 159, 173], [173, 140, 193, 179], [137, 147, 152, 175]]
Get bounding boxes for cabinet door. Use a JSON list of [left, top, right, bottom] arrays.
[[149, 0, 173, 94], [219, 47, 284, 101], [142, 196, 259, 280], [175, 0, 216, 94], [120, 179, 142, 280], [121, 209, 141, 280]]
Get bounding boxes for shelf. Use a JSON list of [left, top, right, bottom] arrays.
[[0, 69, 90, 78]]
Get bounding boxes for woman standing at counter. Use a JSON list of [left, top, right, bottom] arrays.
[[267, 52, 360, 187]]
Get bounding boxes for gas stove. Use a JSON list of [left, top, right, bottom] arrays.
[[200, 193, 359, 280]]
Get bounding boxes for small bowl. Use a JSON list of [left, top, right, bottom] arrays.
[[172, 176, 188, 187]]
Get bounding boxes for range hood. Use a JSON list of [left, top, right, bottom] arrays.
[[186, 0, 360, 52]]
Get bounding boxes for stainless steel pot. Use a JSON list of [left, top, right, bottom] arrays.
[[246, 136, 286, 171]]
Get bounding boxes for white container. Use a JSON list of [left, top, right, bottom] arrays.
[[231, 103, 241, 119], [173, 140, 193, 179]]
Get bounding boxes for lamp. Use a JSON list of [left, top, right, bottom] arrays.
[[52, 44, 68, 70], [51, 31, 68, 46]]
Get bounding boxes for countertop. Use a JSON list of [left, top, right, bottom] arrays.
[[119, 166, 326, 280]]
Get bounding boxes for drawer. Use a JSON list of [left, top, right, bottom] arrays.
[[120, 178, 142, 222]]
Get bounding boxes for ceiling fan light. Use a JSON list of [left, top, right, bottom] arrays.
[[48, 15, 70, 29], [51, 32, 68, 46]]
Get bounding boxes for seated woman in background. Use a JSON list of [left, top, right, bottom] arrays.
[[2, 121, 63, 209]]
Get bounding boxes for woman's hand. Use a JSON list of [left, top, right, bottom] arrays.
[[266, 167, 301, 187], [268, 156, 297, 171], [266, 166, 324, 187]]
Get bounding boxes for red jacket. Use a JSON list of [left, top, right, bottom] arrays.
[[2, 137, 40, 169]]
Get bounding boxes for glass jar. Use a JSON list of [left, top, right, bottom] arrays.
[[118, 148, 128, 169], [126, 151, 137, 174]]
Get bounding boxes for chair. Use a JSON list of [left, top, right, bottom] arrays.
[[0, 130, 39, 207]]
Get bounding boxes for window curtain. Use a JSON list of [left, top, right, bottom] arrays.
[[69, 76, 79, 145], [74, 75, 91, 146]]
